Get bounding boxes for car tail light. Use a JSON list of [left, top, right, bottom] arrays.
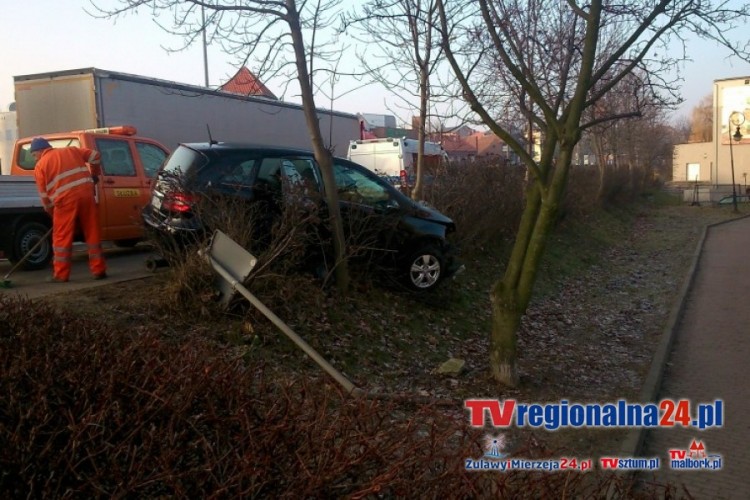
[[162, 192, 198, 213], [400, 169, 409, 187]]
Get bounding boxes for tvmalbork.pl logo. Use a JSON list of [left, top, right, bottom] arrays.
[[668, 439, 723, 470]]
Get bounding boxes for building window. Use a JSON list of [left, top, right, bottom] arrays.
[[687, 163, 700, 182]]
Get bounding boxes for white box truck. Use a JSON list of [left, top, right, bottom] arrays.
[[0, 110, 17, 175], [13, 67, 360, 155], [347, 137, 447, 185]]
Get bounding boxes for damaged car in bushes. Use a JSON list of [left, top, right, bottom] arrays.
[[142, 143, 461, 291]]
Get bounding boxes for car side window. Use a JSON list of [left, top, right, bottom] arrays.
[[333, 161, 390, 206], [216, 159, 257, 190], [281, 159, 320, 191], [256, 158, 284, 194], [96, 138, 136, 177], [256, 157, 321, 196], [136, 142, 168, 178]]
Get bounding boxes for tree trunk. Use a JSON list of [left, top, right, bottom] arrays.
[[287, 3, 350, 292], [411, 109, 427, 201], [410, 14, 432, 202], [488, 146, 573, 386], [489, 283, 522, 386]]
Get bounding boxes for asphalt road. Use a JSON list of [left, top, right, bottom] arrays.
[[0, 243, 163, 300]]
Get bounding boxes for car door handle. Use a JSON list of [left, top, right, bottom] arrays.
[[103, 178, 116, 185]]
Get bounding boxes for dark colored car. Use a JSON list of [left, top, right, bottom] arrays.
[[142, 143, 461, 291]]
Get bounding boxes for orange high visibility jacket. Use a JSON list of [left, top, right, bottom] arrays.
[[34, 147, 101, 209]]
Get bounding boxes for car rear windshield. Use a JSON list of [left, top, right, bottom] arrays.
[[161, 146, 268, 194], [161, 146, 206, 181]]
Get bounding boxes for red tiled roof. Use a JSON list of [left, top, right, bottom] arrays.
[[474, 133, 505, 156], [430, 133, 477, 154], [220, 66, 278, 100]]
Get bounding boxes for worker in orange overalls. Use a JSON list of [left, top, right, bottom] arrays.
[[30, 137, 107, 282]]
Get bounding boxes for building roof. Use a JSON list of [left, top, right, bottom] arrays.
[[471, 132, 506, 156], [219, 66, 278, 100], [429, 132, 477, 156]]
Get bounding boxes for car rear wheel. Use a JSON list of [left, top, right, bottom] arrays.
[[9, 221, 52, 271], [405, 245, 443, 291]]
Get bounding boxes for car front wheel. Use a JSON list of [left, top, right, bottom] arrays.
[[405, 245, 443, 291]]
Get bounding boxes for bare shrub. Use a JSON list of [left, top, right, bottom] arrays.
[[0, 293, 675, 498], [563, 166, 601, 218], [565, 164, 659, 216], [149, 180, 327, 315], [422, 158, 525, 252], [147, 153, 659, 305]]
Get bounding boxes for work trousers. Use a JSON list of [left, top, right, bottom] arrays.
[[51, 193, 106, 281]]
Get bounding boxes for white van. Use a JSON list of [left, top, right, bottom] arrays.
[[347, 137, 446, 186]]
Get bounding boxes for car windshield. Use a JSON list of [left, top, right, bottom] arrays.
[[334, 161, 392, 206]]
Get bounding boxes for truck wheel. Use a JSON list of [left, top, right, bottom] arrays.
[[9, 221, 52, 271], [404, 244, 444, 291]]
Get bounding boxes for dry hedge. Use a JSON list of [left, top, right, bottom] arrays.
[[0, 294, 657, 498]]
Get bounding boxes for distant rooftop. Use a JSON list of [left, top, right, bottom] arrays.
[[220, 66, 278, 100]]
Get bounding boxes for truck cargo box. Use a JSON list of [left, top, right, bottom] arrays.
[[14, 68, 360, 155]]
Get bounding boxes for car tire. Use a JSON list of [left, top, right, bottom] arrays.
[[404, 244, 444, 291], [9, 221, 52, 271]]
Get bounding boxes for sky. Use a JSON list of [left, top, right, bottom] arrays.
[[2, 0, 750, 126]]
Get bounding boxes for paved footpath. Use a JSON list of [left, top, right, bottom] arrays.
[[641, 217, 750, 499]]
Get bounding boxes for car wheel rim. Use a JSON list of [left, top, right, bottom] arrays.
[[410, 254, 441, 288], [21, 232, 48, 264]]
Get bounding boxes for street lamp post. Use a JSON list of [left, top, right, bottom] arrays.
[[728, 112, 745, 213]]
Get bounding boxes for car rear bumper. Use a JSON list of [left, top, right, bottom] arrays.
[[142, 205, 205, 246]]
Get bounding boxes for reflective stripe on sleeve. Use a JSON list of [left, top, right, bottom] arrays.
[[87, 151, 100, 164]]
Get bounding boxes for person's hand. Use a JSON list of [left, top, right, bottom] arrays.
[[92, 175, 99, 184]]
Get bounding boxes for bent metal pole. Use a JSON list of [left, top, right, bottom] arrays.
[[208, 255, 364, 397]]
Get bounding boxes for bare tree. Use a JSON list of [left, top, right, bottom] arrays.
[[91, 0, 351, 291], [688, 93, 714, 142], [583, 71, 662, 202], [672, 114, 692, 144], [628, 109, 678, 188], [344, 0, 444, 200], [434, 0, 750, 386]]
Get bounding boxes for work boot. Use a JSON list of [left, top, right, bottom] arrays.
[[46, 276, 68, 283], [93, 272, 108, 280]]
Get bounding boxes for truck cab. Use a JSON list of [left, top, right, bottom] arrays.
[[1, 126, 169, 269], [12, 126, 169, 243]]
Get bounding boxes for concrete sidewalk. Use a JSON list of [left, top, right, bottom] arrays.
[[640, 216, 750, 498], [0, 244, 157, 300]]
